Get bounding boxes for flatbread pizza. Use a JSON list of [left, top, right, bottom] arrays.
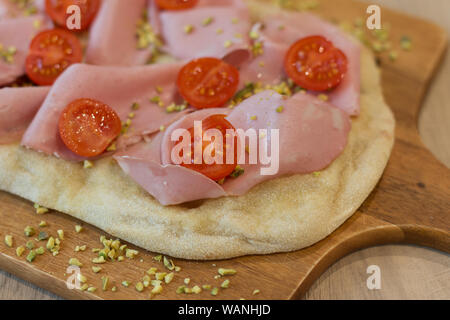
[[0, 0, 394, 260]]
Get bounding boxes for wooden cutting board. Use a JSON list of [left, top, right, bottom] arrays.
[[0, 0, 448, 300]]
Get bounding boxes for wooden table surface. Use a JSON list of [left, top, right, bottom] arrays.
[[0, 0, 449, 300]]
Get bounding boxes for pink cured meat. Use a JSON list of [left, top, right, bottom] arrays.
[[86, 0, 152, 66], [0, 86, 50, 144], [21, 62, 190, 161], [239, 11, 361, 115], [0, 14, 50, 86], [115, 90, 351, 205], [149, 0, 251, 64]]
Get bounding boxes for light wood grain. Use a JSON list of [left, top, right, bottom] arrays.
[[0, 0, 449, 300]]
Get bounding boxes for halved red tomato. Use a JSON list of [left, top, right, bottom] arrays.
[[155, 0, 198, 10], [177, 57, 240, 109], [25, 29, 83, 86], [284, 35, 348, 92], [175, 114, 238, 181], [59, 98, 122, 157], [45, 0, 100, 31]]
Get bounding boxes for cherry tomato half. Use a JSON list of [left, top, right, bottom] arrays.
[[177, 57, 240, 109], [59, 98, 122, 157], [175, 114, 238, 181], [284, 35, 348, 92], [155, 0, 198, 10], [45, 0, 100, 31], [25, 29, 83, 86]]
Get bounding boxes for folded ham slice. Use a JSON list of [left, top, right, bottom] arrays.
[[0, 86, 50, 144], [22, 62, 190, 161], [0, 14, 50, 86], [240, 11, 361, 116], [150, 0, 251, 64], [86, 0, 152, 66], [0, 0, 45, 19], [115, 90, 351, 205]]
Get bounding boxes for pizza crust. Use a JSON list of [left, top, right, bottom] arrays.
[[0, 6, 395, 260]]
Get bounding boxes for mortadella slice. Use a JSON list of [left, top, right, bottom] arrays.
[[240, 11, 361, 115], [0, 14, 50, 86], [21, 62, 190, 161], [86, 0, 152, 66], [116, 90, 351, 205], [151, 2, 252, 63], [114, 131, 226, 206], [0, 86, 50, 144]]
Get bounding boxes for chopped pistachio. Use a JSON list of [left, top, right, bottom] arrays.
[[37, 231, 48, 241], [26, 240, 34, 249], [154, 254, 162, 262], [176, 286, 186, 294], [4, 235, 13, 247], [87, 287, 97, 293], [202, 284, 212, 290], [26, 250, 36, 263], [400, 36, 412, 51], [16, 246, 25, 257], [111, 286, 117, 292], [164, 272, 174, 284], [202, 16, 214, 26], [389, 51, 398, 61], [35, 247, 45, 255], [184, 24, 194, 34], [214, 275, 221, 280], [92, 256, 106, 264], [218, 268, 237, 276], [52, 251, 59, 257], [131, 102, 140, 110], [163, 256, 175, 271], [276, 105, 285, 113], [231, 17, 239, 24], [252, 289, 260, 295], [69, 258, 82, 267], [184, 287, 193, 294], [155, 272, 167, 281], [224, 40, 233, 48], [122, 281, 131, 287], [216, 28, 223, 34], [77, 274, 87, 283], [159, 125, 165, 132], [80, 284, 89, 291], [250, 115, 258, 121], [83, 160, 94, 169], [230, 166, 245, 178], [24, 226, 35, 237], [151, 280, 162, 287], [55, 238, 61, 245], [101, 276, 109, 291], [39, 221, 47, 227], [211, 287, 219, 296], [34, 203, 49, 214], [57, 229, 64, 240], [313, 171, 321, 177], [192, 286, 202, 294], [117, 256, 125, 262], [147, 267, 157, 275], [135, 282, 144, 292], [317, 94, 328, 102], [221, 279, 230, 288], [175, 266, 182, 272], [125, 249, 139, 259], [184, 278, 191, 285], [46, 237, 55, 250], [151, 285, 163, 295], [92, 266, 102, 273], [75, 225, 83, 233], [249, 30, 259, 40]]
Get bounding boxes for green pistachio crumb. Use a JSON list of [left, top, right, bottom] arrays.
[[211, 287, 219, 296], [16, 246, 25, 257], [26, 250, 36, 263], [4, 235, 13, 247], [24, 226, 35, 237], [221, 279, 230, 288], [218, 268, 237, 276]]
